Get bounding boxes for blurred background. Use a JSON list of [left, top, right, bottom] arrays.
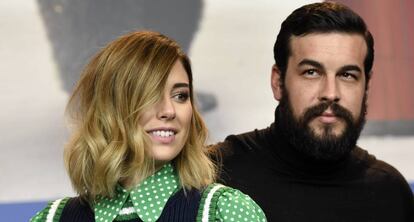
[[1, 0, 413, 221]]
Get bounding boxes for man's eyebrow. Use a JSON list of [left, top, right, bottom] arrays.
[[172, 83, 190, 89], [298, 59, 363, 74], [338, 65, 362, 73], [298, 59, 325, 70]]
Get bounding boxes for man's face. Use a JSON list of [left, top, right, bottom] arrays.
[[272, 33, 368, 160]]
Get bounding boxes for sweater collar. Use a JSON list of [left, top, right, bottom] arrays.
[[94, 163, 180, 222]]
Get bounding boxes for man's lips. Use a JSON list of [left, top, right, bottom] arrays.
[[317, 112, 339, 124]]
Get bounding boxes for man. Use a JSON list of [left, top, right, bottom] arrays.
[[215, 2, 414, 221]]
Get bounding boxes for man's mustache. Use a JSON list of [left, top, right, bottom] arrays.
[[301, 101, 354, 125]]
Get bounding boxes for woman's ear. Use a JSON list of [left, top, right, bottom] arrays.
[[271, 65, 282, 101]]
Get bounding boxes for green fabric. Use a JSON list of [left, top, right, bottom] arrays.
[[215, 188, 267, 221], [94, 163, 179, 222], [31, 163, 267, 222], [113, 198, 136, 221], [30, 197, 70, 222], [197, 183, 267, 222], [30, 201, 53, 222]]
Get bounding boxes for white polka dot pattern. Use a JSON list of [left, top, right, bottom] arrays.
[[31, 164, 267, 222], [215, 188, 267, 222]]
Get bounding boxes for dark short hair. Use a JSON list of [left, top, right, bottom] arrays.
[[274, 1, 374, 85]]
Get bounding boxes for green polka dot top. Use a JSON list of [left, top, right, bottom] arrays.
[[31, 163, 267, 222]]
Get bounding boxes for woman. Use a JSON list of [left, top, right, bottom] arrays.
[[31, 31, 266, 222]]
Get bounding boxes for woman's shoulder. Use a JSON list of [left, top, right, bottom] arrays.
[[197, 183, 267, 222], [30, 197, 94, 222], [30, 197, 71, 222]]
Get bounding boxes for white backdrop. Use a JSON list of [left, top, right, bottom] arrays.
[[0, 0, 412, 203]]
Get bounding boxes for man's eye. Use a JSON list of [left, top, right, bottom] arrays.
[[172, 92, 190, 102], [340, 72, 357, 80], [303, 69, 319, 77]]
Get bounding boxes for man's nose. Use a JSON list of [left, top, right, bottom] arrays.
[[318, 75, 340, 103]]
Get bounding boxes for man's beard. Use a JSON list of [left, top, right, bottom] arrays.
[[277, 90, 367, 161]]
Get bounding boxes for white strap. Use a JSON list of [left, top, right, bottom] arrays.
[[202, 184, 225, 222], [46, 198, 64, 222]]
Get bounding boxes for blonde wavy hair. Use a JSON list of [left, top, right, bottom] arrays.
[[64, 31, 216, 202]]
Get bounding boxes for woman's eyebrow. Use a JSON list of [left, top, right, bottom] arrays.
[[172, 83, 190, 89]]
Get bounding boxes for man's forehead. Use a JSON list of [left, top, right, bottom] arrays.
[[288, 32, 367, 67]]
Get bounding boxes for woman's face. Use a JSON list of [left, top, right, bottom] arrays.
[[139, 60, 193, 169]]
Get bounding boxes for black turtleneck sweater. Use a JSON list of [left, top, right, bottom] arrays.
[[216, 113, 414, 222]]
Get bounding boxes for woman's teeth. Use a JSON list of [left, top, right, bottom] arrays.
[[151, 130, 175, 137]]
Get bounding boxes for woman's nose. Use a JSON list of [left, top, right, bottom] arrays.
[[156, 98, 176, 120]]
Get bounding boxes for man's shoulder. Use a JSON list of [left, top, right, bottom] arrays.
[[211, 127, 271, 158], [352, 147, 412, 189], [353, 147, 414, 216]]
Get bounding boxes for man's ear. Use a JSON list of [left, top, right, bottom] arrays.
[[271, 65, 283, 101]]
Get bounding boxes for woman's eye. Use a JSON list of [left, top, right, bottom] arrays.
[[172, 92, 190, 102]]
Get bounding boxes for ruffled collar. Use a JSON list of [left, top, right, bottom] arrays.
[[94, 163, 180, 222]]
